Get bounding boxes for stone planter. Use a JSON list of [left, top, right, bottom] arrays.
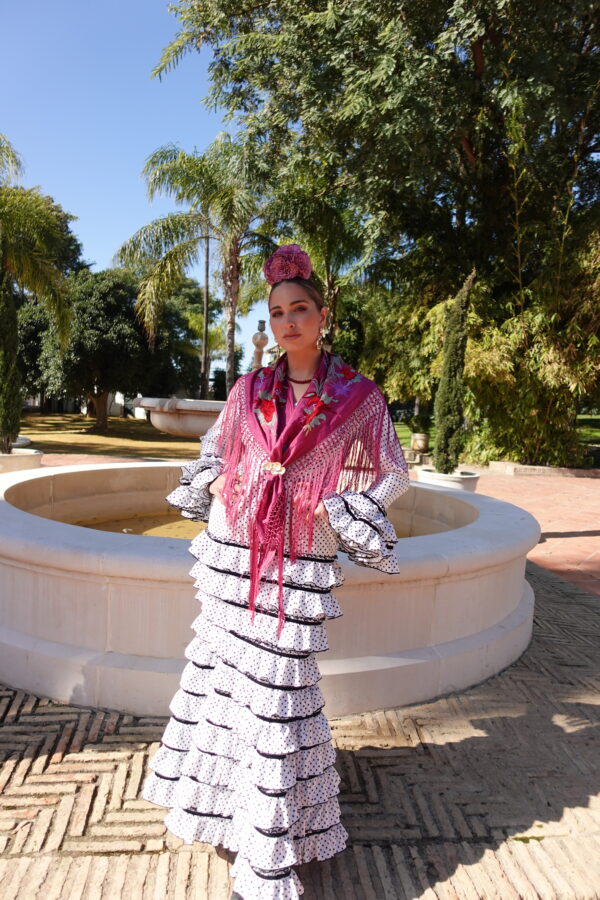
[[0, 448, 43, 474], [134, 397, 225, 438], [416, 466, 480, 492], [410, 432, 430, 452]]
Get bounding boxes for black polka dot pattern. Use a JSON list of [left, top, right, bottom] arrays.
[[142, 382, 410, 899]]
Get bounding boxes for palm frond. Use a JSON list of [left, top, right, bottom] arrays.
[[115, 211, 207, 266], [136, 238, 202, 343], [0, 134, 23, 184], [0, 186, 69, 343]]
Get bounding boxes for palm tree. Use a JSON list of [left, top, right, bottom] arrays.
[[0, 135, 69, 453], [117, 133, 269, 395]]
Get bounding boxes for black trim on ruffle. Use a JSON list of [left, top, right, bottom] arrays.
[[339, 494, 384, 532], [204, 700, 326, 727], [206, 530, 336, 564], [206, 716, 233, 730], [230, 629, 312, 659], [250, 866, 292, 881], [336, 494, 397, 551], [183, 808, 232, 820], [200, 560, 333, 599], [257, 764, 337, 796], [161, 741, 186, 752], [254, 736, 332, 760], [211, 590, 326, 626], [360, 490, 386, 517], [255, 820, 340, 840], [181, 685, 208, 697], [253, 704, 325, 725], [171, 713, 199, 725], [221, 658, 320, 692]]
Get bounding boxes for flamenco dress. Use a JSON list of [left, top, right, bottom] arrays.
[[141, 355, 410, 900]]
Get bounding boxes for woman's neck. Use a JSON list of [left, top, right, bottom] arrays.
[[286, 347, 323, 382]]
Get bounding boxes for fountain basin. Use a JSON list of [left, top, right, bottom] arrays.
[[134, 397, 225, 437], [0, 463, 540, 716]]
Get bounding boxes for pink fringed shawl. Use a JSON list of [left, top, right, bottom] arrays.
[[214, 351, 390, 634]]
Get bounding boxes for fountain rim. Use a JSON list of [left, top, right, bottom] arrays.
[[0, 461, 540, 585]]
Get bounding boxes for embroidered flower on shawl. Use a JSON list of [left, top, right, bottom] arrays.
[[254, 365, 286, 429], [258, 395, 276, 424]]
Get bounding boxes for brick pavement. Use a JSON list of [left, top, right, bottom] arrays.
[[1, 562, 599, 899]]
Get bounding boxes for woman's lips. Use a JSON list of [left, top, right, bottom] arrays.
[[284, 333, 301, 340]]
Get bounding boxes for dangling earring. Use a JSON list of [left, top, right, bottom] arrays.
[[317, 328, 326, 350]]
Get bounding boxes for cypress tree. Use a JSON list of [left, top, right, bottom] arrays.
[[0, 272, 22, 454], [432, 269, 476, 474]]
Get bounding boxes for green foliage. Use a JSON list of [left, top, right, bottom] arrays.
[[0, 136, 76, 450], [26, 269, 203, 427], [117, 134, 271, 394], [158, 0, 600, 464], [432, 271, 475, 473], [0, 272, 21, 453]]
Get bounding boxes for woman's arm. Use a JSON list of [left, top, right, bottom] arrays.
[[166, 381, 241, 522], [322, 391, 410, 572]]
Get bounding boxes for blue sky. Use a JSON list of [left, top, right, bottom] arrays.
[[1, 0, 270, 366]]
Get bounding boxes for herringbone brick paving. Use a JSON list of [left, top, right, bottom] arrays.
[[1, 561, 598, 899]]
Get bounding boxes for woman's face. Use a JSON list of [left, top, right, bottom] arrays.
[[268, 282, 328, 353]]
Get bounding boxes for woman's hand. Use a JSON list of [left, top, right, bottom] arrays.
[[313, 500, 328, 521], [209, 473, 242, 505], [209, 474, 227, 505]]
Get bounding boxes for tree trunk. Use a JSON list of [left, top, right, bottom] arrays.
[[91, 392, 109, 432], [0, 273, 22, 455], [223, 240, 240, 396], [201, 234, 210, 399]]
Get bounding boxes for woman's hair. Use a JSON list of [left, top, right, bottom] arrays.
[[268, 277, 326, 310]]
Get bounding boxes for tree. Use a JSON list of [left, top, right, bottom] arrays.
[[36, 269, 192, 431], [0, 134, 70, 453], [156, 1, 600, 464], [433, 269, 476, 473], [117, 133, 270, 395]]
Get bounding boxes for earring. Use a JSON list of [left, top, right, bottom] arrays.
[[317, 328, 326, 350]]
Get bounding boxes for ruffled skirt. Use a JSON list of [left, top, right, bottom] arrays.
[[142, 506, 348, 900]]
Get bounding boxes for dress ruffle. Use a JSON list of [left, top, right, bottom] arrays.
[[190, 529, 344, 592], [197, 622, 322, 688], [230, 856, 304, 900], [323, 490, 401, 573], [166, 456, 223, 522], [193, 599, 330, 654]]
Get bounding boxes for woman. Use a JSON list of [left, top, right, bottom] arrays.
[[142, 244, 410, 899]]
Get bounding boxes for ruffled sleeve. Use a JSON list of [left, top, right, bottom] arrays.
[[322, 490, 401, 572], [166, 404, 228, 523], [323, 388, 410, 573]]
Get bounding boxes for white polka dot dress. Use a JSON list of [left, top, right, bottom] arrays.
[[142, 389, 410, 900]]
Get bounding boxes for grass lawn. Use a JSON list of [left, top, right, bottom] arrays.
[[20, 412, 600, 462], [20, 413, 201, 460], [395, 416, 600, 457]]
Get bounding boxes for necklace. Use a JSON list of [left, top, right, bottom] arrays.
[[288, 375, 313, 384]]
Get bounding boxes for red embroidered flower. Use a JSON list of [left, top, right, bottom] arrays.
[[259, 397, 276, 423], [339, 364, 357, 381], [263, 244, 312, 285], [303, 398, 325, 425]]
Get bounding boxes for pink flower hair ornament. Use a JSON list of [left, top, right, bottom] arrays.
[[263, 243, 312, 285]]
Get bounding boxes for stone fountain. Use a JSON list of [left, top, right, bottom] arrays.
[[0, 461, 539, 716]]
